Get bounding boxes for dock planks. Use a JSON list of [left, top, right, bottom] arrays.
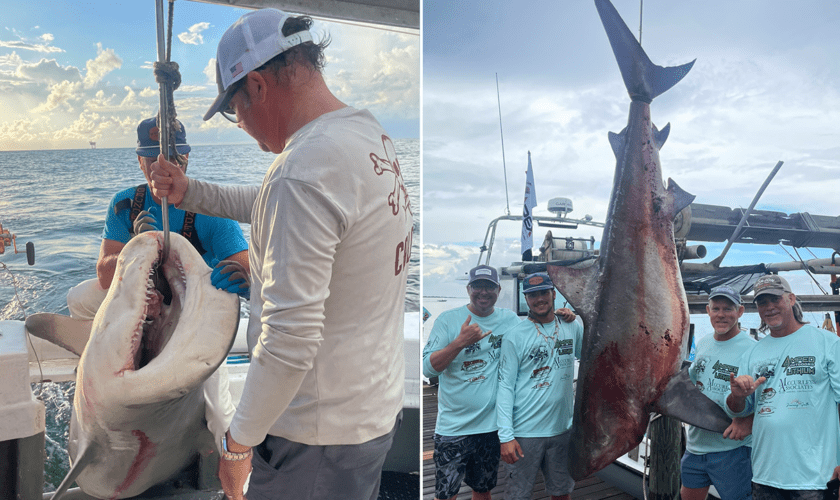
[[422, 384, 638, 500]]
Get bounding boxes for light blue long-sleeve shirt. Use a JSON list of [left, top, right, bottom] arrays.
[[423, 305, 521, 436], [496, 316, 582, 443], [726, 324, 840, 489], [686, 331, 756, 454]]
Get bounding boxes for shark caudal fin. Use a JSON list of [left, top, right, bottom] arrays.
[[651, 367, 732, 433], [595, 0, 695, 103], [50, 438, 97, 500]]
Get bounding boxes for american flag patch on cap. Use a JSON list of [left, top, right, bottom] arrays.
[[230, 62, 243, 78]]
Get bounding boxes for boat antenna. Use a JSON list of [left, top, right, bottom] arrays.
[[639, 0, 643, 45], [496, 73, 511, 215]]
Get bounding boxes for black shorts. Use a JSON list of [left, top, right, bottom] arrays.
[[433, 431, 500, 499]]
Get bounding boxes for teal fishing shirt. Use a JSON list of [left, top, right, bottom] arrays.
[[422, 305, 520, 436], [686, 331, 756, 454], [496, 316, 583, 443], [727, 324, 840, 489]]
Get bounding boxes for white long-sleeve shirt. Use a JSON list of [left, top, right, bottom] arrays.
[[181, 106, 413, 446]]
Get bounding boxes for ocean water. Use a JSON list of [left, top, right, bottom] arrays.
[[0, 139, 419, 491]]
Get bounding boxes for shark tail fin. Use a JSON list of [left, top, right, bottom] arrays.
[[651, 368, 732, 433], [51, 439, 97, 500], [595, 0, 695, 102]]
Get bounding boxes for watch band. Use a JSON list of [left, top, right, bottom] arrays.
[[222, 434, 253, 461]]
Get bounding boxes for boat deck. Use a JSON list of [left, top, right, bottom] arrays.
[[422, 384, 638, 500]]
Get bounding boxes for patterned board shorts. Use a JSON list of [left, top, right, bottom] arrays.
[[433, 432, 501, 499]]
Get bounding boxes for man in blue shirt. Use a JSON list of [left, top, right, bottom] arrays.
[[67, 117, 249, 319], [681, 285, 755, 500], [727, 275, 840, 500], [496, 272, 582, 500]]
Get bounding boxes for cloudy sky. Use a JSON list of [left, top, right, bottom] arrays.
[[423, 0, 840, 300], [0, 0, 418, 151]]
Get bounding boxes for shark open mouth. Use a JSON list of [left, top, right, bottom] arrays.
[[126, 247, 188, 373]]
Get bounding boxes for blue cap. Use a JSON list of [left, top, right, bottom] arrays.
[[136, 117, 191, 157], [709, 285, 741, 305], [522, 272, 554, 294]]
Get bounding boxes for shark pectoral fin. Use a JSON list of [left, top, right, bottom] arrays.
[[666, 178, 696, 219], [25, 313, 93, 357], [51, 438, 97, 500], [651, 368, 732, 433], [652, 122, 670, 150], [546, 260, 599, 327]]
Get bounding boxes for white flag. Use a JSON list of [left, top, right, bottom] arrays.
[[521, 152, 537, 260]]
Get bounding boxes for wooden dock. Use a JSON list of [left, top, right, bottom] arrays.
[[422, 384, 638, 500]]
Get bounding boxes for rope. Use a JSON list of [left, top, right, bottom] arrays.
[[152, 0, 187, 171]]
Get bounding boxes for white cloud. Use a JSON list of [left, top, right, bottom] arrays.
[[39, 33, 54, 43], [16, 58, 81, 85], [177, 84, 207, 93], [33, 80, 81, 113], [139, 87, 156, 98], [83, 43, 122, 88], [203, 58, 216, 84], [0, 39, 63, 53], [178, 22, 210, 45], [0, 51, 22, 67]]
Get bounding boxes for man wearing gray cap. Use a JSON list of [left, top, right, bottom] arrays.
[[423, 265, 521, 500], [148, 8, 412, 500], [496, 272, 582, 500], [680, 285, 755, 500], [727, 275, 840, 499]]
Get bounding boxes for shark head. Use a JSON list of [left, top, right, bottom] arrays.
[[54, 231, 240, 499]]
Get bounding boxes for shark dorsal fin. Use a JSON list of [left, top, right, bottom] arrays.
[[51, 438, 98, 500]]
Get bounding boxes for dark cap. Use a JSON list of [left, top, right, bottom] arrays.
[[136, 117, 190, 157], [468, 265, 499, 286], [752, 275, 792, 302], [709, 285, 741, 305], [522, 272, 554, 294]]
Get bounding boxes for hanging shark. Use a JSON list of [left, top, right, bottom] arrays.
[[546, 0, 731, 480], [31, 231, 239, 499]]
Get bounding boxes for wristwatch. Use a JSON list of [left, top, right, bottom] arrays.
[[221, 433, 253, 461]]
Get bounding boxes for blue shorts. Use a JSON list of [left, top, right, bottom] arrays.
[[681, 446, 752, 500]]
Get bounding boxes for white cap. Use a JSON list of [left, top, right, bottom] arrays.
[[204, 8, 313, 121]]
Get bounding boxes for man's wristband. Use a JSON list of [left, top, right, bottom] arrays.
[[221, 433, 253, 461]]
